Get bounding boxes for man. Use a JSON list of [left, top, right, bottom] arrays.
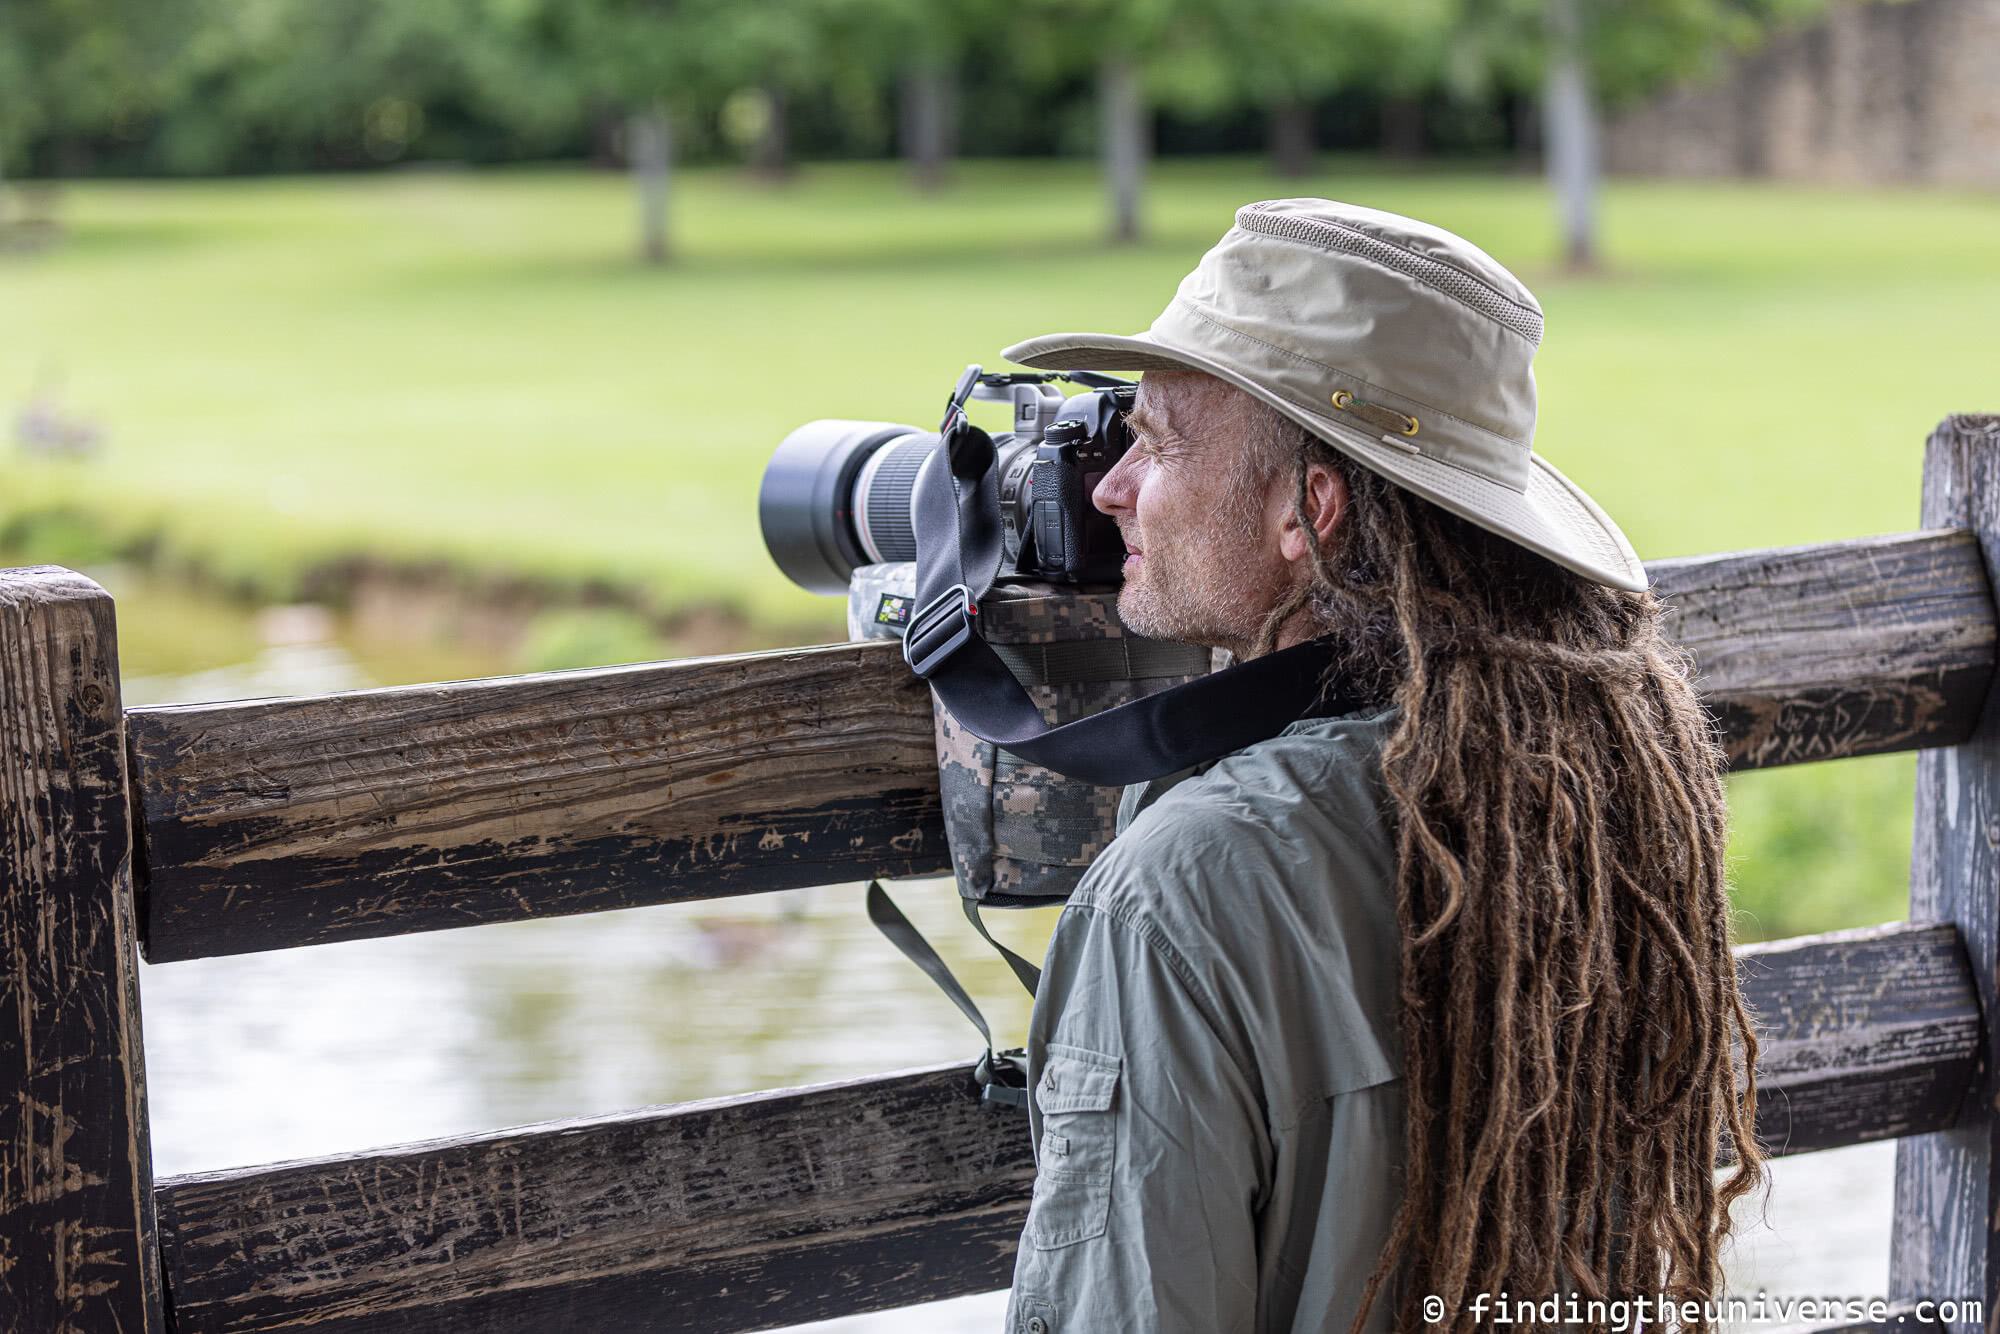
[[998, 199, 1765, 1334]]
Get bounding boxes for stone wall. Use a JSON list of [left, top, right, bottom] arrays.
[[1603, 0, 2000, 187]]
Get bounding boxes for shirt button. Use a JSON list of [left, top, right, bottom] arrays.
[[1028, 1318, 1050, 1334]]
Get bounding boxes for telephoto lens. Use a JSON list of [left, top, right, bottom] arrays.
[[760, 421, 1044, 595], [760, 372, 1087, 595], [758, 421, 936, 595]]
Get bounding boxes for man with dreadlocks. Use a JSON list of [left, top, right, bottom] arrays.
[[998, 198, 1765, 1334]]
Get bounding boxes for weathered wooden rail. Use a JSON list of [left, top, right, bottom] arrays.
[[3, 414, 1998, 1333]]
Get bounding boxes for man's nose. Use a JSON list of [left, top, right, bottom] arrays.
[[1093, 454, 1136, 515]]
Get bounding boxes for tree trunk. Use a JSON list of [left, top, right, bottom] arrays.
[[752, 85, 790, 181], [1544, 0, 1601, 272], [900, 59, 955, 191], [1100, 56, 1147, 245], [629, 104, 672, 265], [1269, 98, 1314, 178], [1382, 95, 1425, 158], [590, 112, 624, 170]]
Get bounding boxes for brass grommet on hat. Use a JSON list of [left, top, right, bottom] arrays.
[[1330, 390, 1419, 438]]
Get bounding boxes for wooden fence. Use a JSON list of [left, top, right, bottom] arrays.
[[2, 414, 1997, 1333]]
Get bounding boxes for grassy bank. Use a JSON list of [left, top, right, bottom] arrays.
[[6, 159, 1996, 617], [3, 157, 1992, 938]]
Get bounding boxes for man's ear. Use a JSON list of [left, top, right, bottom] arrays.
[[1279, 460, 1347, 564]]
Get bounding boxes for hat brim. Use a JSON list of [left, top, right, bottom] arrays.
[[1002, 331, 1648, 594]]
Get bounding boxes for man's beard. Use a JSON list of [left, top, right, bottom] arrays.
[[1114, 520, 1273, 654]]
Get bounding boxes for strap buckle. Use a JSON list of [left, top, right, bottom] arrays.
[[904, 583, 978, 678], [975, 1047, 1031, 1111]]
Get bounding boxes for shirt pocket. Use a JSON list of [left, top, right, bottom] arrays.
[[1026, 1042, 1121, 1250]]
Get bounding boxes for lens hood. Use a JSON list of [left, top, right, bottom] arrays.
[[760, 420, 925, 595]]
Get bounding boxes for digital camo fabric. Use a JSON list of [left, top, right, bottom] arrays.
[[848, 563, 1213, 906], [928, 578, 1212, 907]]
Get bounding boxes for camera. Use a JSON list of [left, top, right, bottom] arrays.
[[758, 367, 1135, 596]]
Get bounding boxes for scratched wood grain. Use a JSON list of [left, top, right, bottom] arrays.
[[130, 641, 947, 961], [150, 921, 1976, 1333], [1734, 921, 1977, 1159], [156, 1061, 1035, 1334], [127, 529, 1996, 962], [1649, 527, 1994, 772], [1891, 417, 2000, 1334], [0, 566, 164, 1332]]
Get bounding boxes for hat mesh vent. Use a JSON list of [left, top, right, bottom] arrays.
[[1235, 203, 1545, 346]]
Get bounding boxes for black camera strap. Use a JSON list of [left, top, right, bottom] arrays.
[[902, 371, 1361, 788], [865, 880, 1031, 1111]]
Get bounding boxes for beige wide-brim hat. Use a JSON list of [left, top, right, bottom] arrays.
[[1003, 198, 1647, 593]]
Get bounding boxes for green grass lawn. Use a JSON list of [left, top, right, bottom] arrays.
[[3, 155, 1992, 939]]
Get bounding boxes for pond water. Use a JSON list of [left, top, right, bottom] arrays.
[[87, 562, 1897, 1331]]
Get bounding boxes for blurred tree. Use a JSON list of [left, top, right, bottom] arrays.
[[1452, 0, 1834, 271], [699, 2, 838, 181], [0, 0, 185, 199], [154, 0, 511, 174], [2, 0, 1847, 245], [1008, 0, 1201, 245], [899, 57, 954, 189], [837, 0, 1006, 192], [1023, 0, 1467, 239], [1544, 0, 1597, 268], [467, 0, 878, 258], [1101, 53, 1146, 243], [569, 2, 715, 261], [450, 0, 725, 263], [1153, 0, 1459, 179]]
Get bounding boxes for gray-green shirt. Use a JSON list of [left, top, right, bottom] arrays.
[[1004, 705, 1406, 1334]]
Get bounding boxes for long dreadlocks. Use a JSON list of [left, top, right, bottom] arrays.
[[1238, 405, 1767, 1334]]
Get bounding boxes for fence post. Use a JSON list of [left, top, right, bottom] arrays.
[[0, 566, 162, 1332], [1893, 416, 2000, 1334]]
